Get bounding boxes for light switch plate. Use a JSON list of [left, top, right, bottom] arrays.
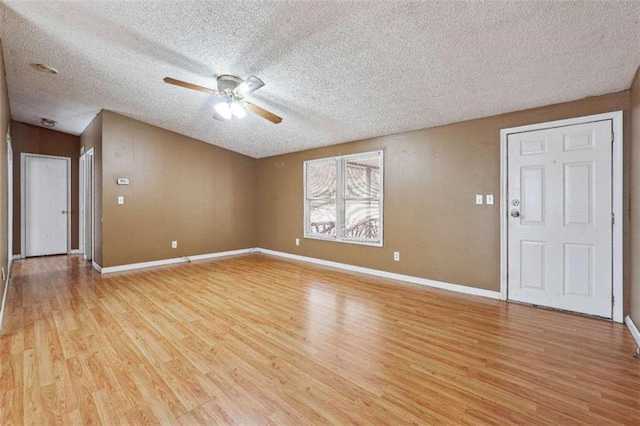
[[117, 196, 124, 205], [486, 194, 494, 205], [475, 194, 483, 205], [393, 251, 400, 261], [295, 238, 300, 246]]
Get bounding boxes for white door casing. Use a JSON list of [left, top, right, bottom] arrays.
[[83, 148, 94, 261], [7, 136, 12, 267], [500, 112, 623, 322], [79, 152, 84, 255], [21, 154, 70, 257]]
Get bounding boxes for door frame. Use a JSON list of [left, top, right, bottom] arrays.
[[83, 147, 94, 262], [7, 135, 12, 272], [499, 111, 623, 323], [20, 153, 72, 257], [79, 149, 85, 255]]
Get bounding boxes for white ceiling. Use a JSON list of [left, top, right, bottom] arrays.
[[1, 1, 639, 159]]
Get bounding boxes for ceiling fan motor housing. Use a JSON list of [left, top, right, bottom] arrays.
[[217, 75, 243, 95]]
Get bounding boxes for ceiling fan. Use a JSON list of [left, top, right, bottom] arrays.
[[163, 74, 282, 124]]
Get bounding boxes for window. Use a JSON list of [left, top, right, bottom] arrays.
[[304, 150, 383, 246]]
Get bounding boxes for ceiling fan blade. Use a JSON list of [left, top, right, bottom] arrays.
[[244, 102, 282, 124], [163, 77, 217, 96], [234, 75, 265, 97]]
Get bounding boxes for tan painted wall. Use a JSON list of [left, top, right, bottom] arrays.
[[80, 112, 103, 266], [0, 42, 10, 312], [11, 121, 80, 254], [257, 92, 630, 292], [100, 111, 256, 268], [630, 67, 640, 328]]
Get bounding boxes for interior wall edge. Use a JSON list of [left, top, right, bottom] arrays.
[[629, 64, 640, 326], [79, 111, 103, 266], [0, 37, 11, 333]]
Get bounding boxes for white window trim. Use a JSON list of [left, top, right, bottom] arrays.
[[304, 150, 384, 247]]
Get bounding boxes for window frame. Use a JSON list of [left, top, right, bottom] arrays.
[[303, 150, 384, 247]]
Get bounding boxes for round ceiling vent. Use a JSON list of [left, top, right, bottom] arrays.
[[41, 118, 56, 128]]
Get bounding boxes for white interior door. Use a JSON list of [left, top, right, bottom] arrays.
[[22, 154, 70, 257], [507, 120, 613, 318]]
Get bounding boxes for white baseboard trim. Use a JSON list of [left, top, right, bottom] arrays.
[[92, 261, 102, 273], [256, 248, 502, 300], [0, 271, 10, 332], [94, 246, 501, 300], [625, 315, 640, 349], [99, 248, 257, 274], [186, 248, 258, 262], [12, 254, 21, 260], [70, 249, 81, 255]]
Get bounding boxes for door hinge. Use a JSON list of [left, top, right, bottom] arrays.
[[611, 131, 615, 144], [612, 295, 615, 306], [612, 212, 615, 225]]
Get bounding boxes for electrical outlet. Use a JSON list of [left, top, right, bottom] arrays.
[[1, 267, 5, 281], [171, 241, 178, 249], [117, 196, 124, 205], [295, 238, 300, 246], [486, 194, 494, 205], [393, 251, 400, 262]]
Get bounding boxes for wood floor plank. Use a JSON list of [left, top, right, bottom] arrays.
[[1, 253, 638, 424]]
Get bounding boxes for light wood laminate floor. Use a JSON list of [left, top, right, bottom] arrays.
[[1, 254, 639, 424]]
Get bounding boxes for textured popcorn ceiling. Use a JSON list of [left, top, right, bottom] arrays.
[[1, 1, 639, 158]]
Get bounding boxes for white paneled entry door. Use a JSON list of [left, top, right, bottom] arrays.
[[506, 119, 614, 318], [22, 154, 70, 257]]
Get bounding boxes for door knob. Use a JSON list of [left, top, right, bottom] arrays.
[[510, 209, 520, 218]]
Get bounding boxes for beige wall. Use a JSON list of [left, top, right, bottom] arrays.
[[0, 42, 10, 312], [11, 121, 80, 254], [80, 112, 103, 265], [257, 92, 630, 292], [630, 67, 640, 328], [99, 111, 256, 268]]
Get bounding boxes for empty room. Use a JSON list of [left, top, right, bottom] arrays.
[[0, 1, 639, 424]]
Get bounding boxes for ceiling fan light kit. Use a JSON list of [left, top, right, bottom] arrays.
[[214, 101, 246, 120], [164, 74, 281, 124], [214, 102, 232, 120], [230, 102, 246, 118]]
